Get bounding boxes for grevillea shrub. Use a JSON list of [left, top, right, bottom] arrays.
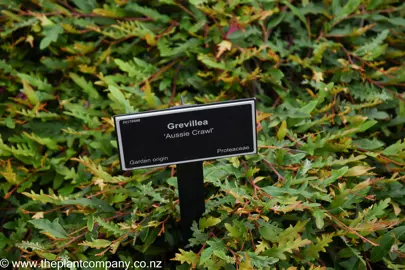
[[1, 0, 405, 269]]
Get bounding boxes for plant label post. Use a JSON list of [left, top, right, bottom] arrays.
[[114, 98, 257, 241]]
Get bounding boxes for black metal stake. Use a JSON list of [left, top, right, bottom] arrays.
[[176, 161, 205, 242]]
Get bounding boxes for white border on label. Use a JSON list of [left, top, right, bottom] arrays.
[[115, 99, 257, 171]]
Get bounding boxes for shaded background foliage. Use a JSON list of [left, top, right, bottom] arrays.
[[1, 0, 405, 269]]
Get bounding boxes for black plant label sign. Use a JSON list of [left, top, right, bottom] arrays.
[[114, 98, 257, 170]]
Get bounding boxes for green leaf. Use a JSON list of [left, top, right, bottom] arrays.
[[87, 215, 95, 231], [29, 219, 68, 239], [0, 17, 38, 38], [382, 140, 405, 156], [142, 80, 158, 108], [213, 250, 235, 264], [344, 165, 373, 177], [96, 217, 126, 237], [40, 25, 64, 50], [114, 58, 156, 82], [199, 217, 221, 232], [340, 236, 366, 267], [282, 1, 310, 34], [339, 257, 361, 270], [59, 198, 115, 212], [69, 73, 100, 99], [334, 0, 362, 21], [353, 138, 384, 150], [21, 80, 39, 106], [306, 233, 334, 259], [127, 3, 171, 23], [199, 238, 227, 266], [259, 225, 278, 241], [15, 241, 45, 251], [108, 85, 135, 114], [370, 234, 395, 262], [365, 198, 390, 221], [241, 252, 279, 268], [367, 0, 384, 10], [79, 239, 111, 249], [267, 13, 286, 29], [299, 100, 318, 115], [17, 73, 52, 92], [313, 209, 325, 229], [0, 233, 11, 249], [172, 249, 198, 265], [189, 222, 209, 247], [354, 30, 389, 59], [197, 54, 228, 70], [263, 237, 311, 260], [387, 17, 405, 27], [189, 0, 212, 6], [225, 223, 242, 238], [356, 119, 377, 132], [321, 167, 348, 187], [71, 0, 97, 13], [35, 251, 57, 260], [277, 120, 288, 141], [0, 59, 15, 74], [22, 132, 58, 150], [391, 226, 405, 241]]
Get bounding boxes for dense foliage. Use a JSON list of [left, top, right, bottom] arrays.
[[1, 0, 405, 269]]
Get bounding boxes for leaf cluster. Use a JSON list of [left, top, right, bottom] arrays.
[[1, 0, 405, 269]]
